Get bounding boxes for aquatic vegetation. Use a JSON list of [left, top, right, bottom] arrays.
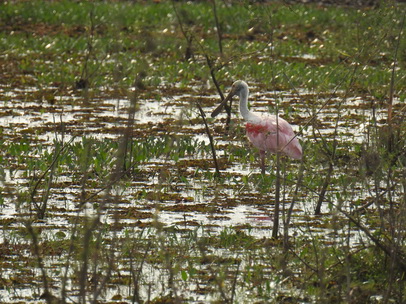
[[0, 0, 405, 303]]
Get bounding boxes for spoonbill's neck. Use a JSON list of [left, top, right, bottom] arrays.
[[238, 85, 261, 123]]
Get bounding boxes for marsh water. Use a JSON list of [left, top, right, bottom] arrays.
[[0, 79, 402, 303]]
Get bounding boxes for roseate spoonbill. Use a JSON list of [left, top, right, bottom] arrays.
[[211, 80, 302, 174]]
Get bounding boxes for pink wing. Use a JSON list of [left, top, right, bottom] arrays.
[[246, 116, 302, 159]]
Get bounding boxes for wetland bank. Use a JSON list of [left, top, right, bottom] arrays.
[[0, 1, 405, 303]]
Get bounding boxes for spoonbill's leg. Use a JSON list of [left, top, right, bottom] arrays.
[[260, 150, 266, 175]]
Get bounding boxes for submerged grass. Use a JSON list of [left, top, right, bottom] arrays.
[[0, 0, 405, 303]]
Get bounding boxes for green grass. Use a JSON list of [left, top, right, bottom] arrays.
[[1, 0, 406, 303], [1, 0, 404, 93]]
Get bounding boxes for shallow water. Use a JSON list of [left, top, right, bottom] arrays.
[[0, 83, 401, 303]]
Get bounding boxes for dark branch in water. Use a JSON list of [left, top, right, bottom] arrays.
[[195, 99, 221, 177], [204, 54, 232, 131], [31, 136, 76, 219]]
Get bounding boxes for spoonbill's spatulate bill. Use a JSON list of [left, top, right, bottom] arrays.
[[212, 80, 302, 173]]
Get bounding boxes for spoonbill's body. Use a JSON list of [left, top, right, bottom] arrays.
[[212, 80, 302, 173]]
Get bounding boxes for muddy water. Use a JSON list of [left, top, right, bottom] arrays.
[[0, 83, 399, 302]]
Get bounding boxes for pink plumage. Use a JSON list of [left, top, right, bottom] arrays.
[[212, 80, 302, 173], [246, 117, 302, 160]]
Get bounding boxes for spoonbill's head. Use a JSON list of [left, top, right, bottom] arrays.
[[211, 80, 248, 118], [228, 80, 248, 98]]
